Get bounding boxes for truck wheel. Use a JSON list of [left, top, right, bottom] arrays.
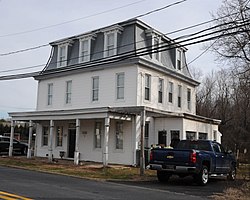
[[195, 165, 209, 186], [157, 171, 171, 182], [227, 165, 236, 181]]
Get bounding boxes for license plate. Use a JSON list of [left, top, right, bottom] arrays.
[[164, 165, 175, 170]]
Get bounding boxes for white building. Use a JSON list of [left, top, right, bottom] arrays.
[[9, 19, 221, 166]]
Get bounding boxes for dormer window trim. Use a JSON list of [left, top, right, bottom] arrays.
[[145, 29, 161, 62], [102, 25, 123, 58], [77, 33, 96, 63], [56, 40, 73, 68], [176, 48, 182, 71]]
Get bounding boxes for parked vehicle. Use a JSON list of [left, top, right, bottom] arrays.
[[149, 140, 236, 185], [0, 135, 28, 155]]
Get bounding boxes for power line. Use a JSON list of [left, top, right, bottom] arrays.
[[0, 0, 147, 38], [0, 0, 187, 57], [1, 18, 249, 79], [1, 6, 248, 58], [1, 19, 248, 80]]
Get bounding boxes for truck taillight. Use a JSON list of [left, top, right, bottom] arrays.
[[150, 151, 153, 161], [190, 150, 197, 163]]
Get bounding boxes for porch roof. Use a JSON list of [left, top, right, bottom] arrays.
[[9, 106, 220, 125]]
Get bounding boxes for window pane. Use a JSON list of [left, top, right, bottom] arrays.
[[81, 40, 89, 62], [117, 73, 124, 99], [42, 126, 49, 146], [59, 46, 66, 67], [95, 122, 102, 148], [56, 127, 63, 146], [66, 81, 72, 104], [116, 122, 123, 149], [48, 83, 53, 105], [145, 74, 151, 100], [168, 82, 173, 103], [92, 77, 99, 101]]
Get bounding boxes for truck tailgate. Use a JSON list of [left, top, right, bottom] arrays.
[[150, 148, 193, 166]]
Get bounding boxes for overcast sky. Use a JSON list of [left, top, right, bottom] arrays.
[[0, 0, 223, 119]]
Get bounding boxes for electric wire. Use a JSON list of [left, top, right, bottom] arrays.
[[1, 20, 249, 80], [0, 0, 147, 38]]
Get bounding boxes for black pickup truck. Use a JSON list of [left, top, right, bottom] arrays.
[[149, 140, 236, 185]]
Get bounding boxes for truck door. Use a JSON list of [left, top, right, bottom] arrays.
[[212, 143, 227, 173]]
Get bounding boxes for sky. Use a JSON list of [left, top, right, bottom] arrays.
[[0, 0, 223, 119]]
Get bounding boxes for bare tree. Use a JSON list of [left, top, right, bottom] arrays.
[[211, 0, 250, 75]]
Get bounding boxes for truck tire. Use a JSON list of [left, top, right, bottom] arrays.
[[157, 171, 171, 182], [227, 165, 236, 181], [195, 165, 209, 186]]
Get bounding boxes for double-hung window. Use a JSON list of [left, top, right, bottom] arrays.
[[42, 126, 49, 146], [158, 78, 163, 103], [187, 88, 191, 110], [177, 49, 182, 70], [94, 122, 102, 148], [58, 45, 67, 67], [66, 80, 72, 104], [79, 39, 89, 62], [178, 85, 182, 108], [145, 29, 161, 61], [145, 74, 151, 101], [92, 76, 99, 101], [47, 83, 53, 106], [78, 34, 96, 63], [103, 25, 123, 58], [56, 126, 63, 147], [116, 73, 124, 100], [116, 121, 123, 150], [168, 82, 173, 103], [153, 37, 161, 61]]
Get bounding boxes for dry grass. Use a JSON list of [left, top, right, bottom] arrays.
[[0, 156, 156, 181], [212, 182, 250, 200]]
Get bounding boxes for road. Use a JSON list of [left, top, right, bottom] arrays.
[[0, 166, 242, 200]]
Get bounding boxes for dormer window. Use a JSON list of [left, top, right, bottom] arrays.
[[58, 44, 67, 67], [78, 33, 96, 63], [145, 29, 161, 61], [177, 49, 182, 70], [102, 25, 123, 58], [56, 40, 72, 68]]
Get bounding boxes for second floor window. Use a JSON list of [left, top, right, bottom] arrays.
[[92, 77, 99, 101], [66, 80, 72, 104], [187, 88, 191, 110], [47, 83, 53, 106], [168, 82, 173, 103], [158, 78, 163, 103], [145, 74, 151, 101], [116, 73, 124, 100], [58, 45, 67, 67], [178, 85, 182, 108]]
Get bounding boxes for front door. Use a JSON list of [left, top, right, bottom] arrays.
[[68, 129, 76, 158]]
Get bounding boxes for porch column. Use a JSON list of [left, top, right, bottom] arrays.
[[8, 120, 15, 157], [74, 118, 80, 165], [27, 120, 33, 158], [48, 120, 54, 162], [103, 117, 110, 167], [140, 109, 146, 176]]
